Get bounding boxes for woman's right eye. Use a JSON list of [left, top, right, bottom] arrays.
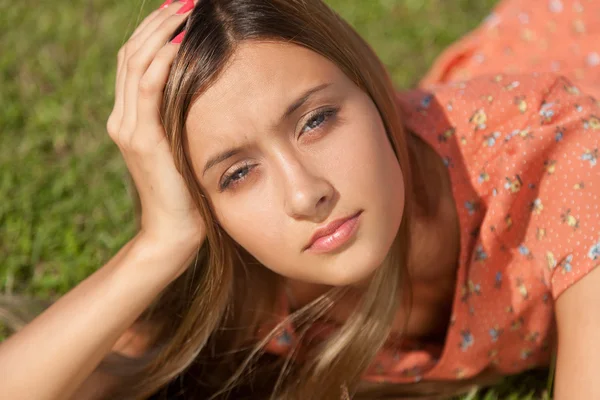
[[219, 163, 254, 192]]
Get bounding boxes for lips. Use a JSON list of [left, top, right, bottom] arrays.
[[303, 210, 362, 252]]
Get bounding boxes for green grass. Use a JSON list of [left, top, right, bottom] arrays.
[[0, 0, 552, 398]]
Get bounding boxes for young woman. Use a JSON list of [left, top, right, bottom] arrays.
[[1, 0, 599, 399]]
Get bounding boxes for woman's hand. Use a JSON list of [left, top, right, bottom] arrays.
[[106, 0, 205, 257]]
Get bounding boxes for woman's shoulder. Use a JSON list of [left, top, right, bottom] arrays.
[[395, 73, 596, 197], [395, 72, 577, 142], [398, 71, 600, 300]]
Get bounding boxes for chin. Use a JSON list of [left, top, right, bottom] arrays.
[[323, 240, 391, 287]]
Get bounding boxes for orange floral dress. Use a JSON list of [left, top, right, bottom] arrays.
[[259, 0, 600, 384]]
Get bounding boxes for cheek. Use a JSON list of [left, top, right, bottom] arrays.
[[329, 113, 403, 203], [213, 201, 290, 268]]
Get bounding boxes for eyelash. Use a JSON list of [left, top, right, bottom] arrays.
[[218, 106, 339, 192]]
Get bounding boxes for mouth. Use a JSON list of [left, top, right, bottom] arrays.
[[303, 210, 363, 253]]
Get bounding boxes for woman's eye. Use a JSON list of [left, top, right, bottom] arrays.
[[219, 163, 254, 192], [218, 108, 338, 192], [299, 107, 338, 136]]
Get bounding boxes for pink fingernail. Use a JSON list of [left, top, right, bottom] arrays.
[[176, 0, 195, 14], [159, 0, 173, 9], [171, 31, 186, 44]]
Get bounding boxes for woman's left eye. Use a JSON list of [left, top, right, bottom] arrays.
[[299, 107, 339, 137]]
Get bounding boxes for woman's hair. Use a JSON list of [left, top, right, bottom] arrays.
[[2, 0, 506, 399]]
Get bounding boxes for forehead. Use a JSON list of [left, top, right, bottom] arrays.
[[186, 41, 348, 144]]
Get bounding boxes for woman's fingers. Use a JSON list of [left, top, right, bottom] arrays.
[[120, 11, 191, 140], [128, 6, 165, 42], [134, 43, 181, 149], [128, 9, 161, 43], [129, 1, 187, 54], [109, 4, 176, 137], [119, 7, 163, 78], [109, 2, 193, 144], [120, 3, 179, 79], [128, 7, 190, 79]]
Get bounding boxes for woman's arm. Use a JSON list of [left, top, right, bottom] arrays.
[[66, 311, 161, 400], [553, 265, 600, 399], [0, 234, 197, 400]]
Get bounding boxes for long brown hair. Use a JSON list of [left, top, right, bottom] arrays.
[[100, 0, 505, 398]]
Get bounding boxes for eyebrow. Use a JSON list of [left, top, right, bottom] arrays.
[[201, 82, 333, 177]]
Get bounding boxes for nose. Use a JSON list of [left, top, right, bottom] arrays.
[[280, 156, 335, 221]]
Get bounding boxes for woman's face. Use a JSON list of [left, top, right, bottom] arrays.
[[186, 41, 405, 286]]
